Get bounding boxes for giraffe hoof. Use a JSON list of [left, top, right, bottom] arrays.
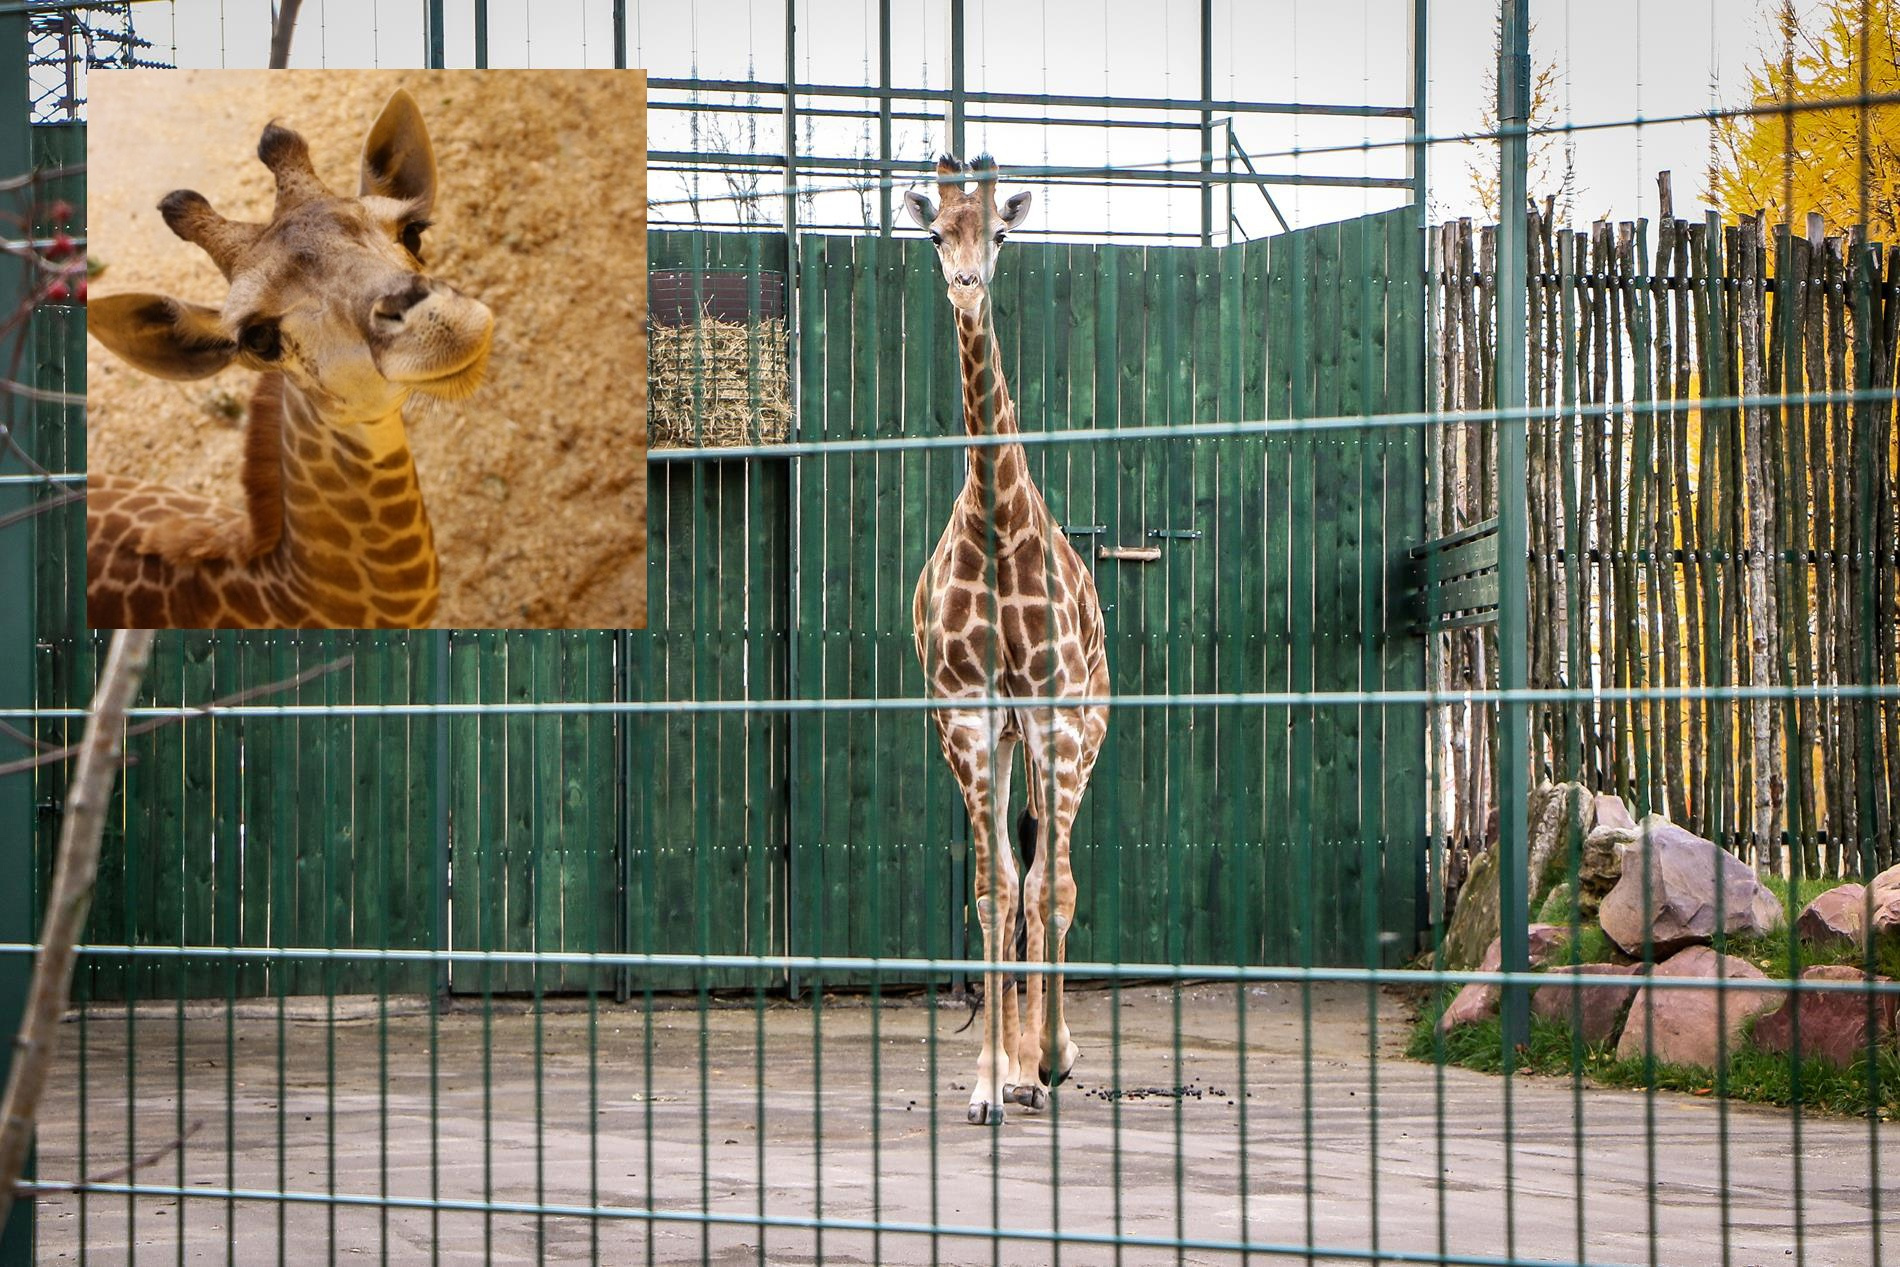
[[967, 1100, 1005, 1126], [1039, 1061, 1071, 1088], [1011, 1083, 1048, 1111]]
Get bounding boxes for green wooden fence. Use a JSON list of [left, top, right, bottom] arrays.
[[31, 202, 1430, 1001]]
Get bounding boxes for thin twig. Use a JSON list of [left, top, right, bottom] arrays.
[[0, 488, 81, 534], [0, 655, 355, 778], [15, 1120, 204, 1197]]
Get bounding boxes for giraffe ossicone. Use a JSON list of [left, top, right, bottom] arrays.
[[85, 89, 493, 629], [905, 154, 1111, 1126]]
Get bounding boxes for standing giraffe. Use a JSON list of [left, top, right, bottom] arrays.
[[904, 154, 1110, 1126], [85, 90, 494, 628]]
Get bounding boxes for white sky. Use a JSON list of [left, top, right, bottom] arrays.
[[114, 0, 1806, 239]]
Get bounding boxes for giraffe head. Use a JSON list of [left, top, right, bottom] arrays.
[[902, 153, 1032, 315], [89, 89, 494, 426]]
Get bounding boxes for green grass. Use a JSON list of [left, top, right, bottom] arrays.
[[1406, 980, 1900, 1120]]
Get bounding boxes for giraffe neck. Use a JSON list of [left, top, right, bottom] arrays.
[[254, 375, 439, 627], [954, 300, 1038, 537]]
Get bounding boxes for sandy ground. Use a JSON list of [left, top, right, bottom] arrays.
[[25, 983, 1897, 1265], [85, 69, 647, 628]]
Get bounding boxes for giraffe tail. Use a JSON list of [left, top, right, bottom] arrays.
[[1013, 808, 1039, 989]]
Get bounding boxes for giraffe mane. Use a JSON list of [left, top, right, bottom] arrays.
[[128, 375, 285, 567]]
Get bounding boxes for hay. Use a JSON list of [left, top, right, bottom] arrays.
[[647, 316, 791, 448]]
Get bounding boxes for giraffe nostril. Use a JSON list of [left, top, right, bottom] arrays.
[[953, 271, 979, 287], [373, 278, 432, 324]]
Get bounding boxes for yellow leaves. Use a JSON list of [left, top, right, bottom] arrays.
[[1713, 0, 1900, 240]]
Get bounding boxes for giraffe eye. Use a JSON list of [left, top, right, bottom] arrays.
[[239, 320, 281, 362], [928, 231, 943, 245], [399, 219, 431, 261], [994, 230, 1007, 244]]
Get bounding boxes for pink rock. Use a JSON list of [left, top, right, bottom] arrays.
[[1531, 963, 1643, 1047], [1616, 946, 1784, 1069], [1871, 864, 1900, 938], [1752, 964, 1899, 1070], [1598, 822, 1783, 956], [1796, 884, 1867, 949], [1593, 794, 1636, 831], [1436, 925, 1571, 1036]]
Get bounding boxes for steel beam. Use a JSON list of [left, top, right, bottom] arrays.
[[1494, 0, 1532, 1062], [0, 2, 34, 1259]]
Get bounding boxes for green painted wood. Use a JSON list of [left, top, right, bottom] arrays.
[[29, 216, 1427, 1005]]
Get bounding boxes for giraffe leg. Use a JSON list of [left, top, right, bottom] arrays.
[[1013, 704, 1096, 1104], [941, 710, 1021, 1126]]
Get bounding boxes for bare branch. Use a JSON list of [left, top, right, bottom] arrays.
[[0, 655, 356, 779], [15, 1120, 204, 1196], [0, 630, 156, 1227], [0, 488, 81, 535]]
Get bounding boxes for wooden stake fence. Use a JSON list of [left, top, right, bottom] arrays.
[[1430, 177, 1900, 886]]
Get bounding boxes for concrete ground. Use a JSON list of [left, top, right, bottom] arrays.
[[25, 983, 1897, 1265]]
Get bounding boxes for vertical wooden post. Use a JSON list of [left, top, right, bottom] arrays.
[[1494, 0, 1533, 1060], [0, 5, 34, 1257]]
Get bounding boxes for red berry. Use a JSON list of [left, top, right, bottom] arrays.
[[45, 232, 73, 261], [45, 280, 68, 302], [47, 200, 73, 224], [74, 279, 86, 304]]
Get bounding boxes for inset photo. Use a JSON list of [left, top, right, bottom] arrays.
[[84, 69, 647, 629]]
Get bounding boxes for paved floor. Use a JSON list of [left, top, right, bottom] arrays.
[[24, 983, 1897, 1264]]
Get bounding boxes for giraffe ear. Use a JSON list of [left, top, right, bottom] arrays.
[[87, 293, 236, 381], [999, 190, 1032, 231], [903, 190, 937, 232], [361, 88, 437, 217]]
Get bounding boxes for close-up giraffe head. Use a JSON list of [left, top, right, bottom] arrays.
[[902, 152, 1032, 314], [88, 89, 494, 427]]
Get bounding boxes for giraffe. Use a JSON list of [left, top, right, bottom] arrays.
[[904, 154, 1110, 1126], [85, 89, 494, 629]]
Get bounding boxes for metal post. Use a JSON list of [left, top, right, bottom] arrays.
[[473, 0, 489, 69], [877, 0, 892, 236], [947, 0, 965, 157], [432, 633, 451, 999], [613, 0, 628, 70], [782, 0, 802, 999], [1410, 0, 1428, 219], [426, 0, 445, 68], [1199, 0, 1213, 247], [0, 5, 34, 1259], [1495, 0, 1532, 1059]]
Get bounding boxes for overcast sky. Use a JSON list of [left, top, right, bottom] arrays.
[[114, 0, 1802, 239]]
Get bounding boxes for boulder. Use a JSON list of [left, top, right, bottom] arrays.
[[1435, 925, 1571, 1036], [1593, 794, 1636, 831], [1616, 946, 1784, 1068], [1872, 864, 1900, 939], [1796, 884, 1867, 950], [1531, 963, 1644, 1047], [1598, 821, 1783, 956], [1752, 964, 1899, 1070], [1578, 816, 1648, 920], [1442, 783, 1596, 970]]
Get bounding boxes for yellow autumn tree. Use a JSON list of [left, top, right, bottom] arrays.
[[1713, 0, 1900, 237]]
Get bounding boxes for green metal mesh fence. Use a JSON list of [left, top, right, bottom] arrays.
[[3, 2, 1899, 1264]]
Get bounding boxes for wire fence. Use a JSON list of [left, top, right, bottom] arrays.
[[3, 1, 1900, 1265]]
